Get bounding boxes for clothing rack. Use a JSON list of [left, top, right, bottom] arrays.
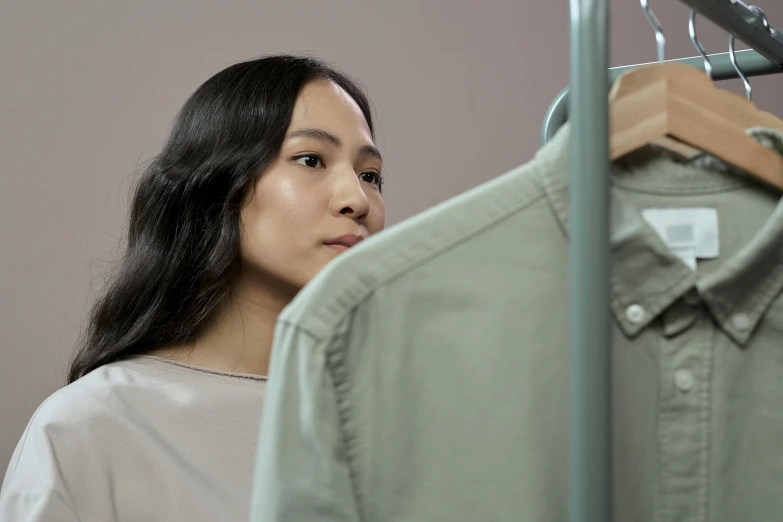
[[559, 1, 783, 522], [681, 0, 783, 65], [541, 50, 781, 146]]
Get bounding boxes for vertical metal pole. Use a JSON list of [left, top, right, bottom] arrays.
[[568, 0, 612, 521]]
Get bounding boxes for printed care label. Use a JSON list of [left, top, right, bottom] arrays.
[[641, 208, 719, 270]]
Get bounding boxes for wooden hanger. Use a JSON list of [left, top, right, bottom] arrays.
[[650, 136, 701, 160], [650, 90, 783, 160], [609, 62, 783, 191], [717, 90, 783, 133]]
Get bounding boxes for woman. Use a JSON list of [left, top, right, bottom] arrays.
[[0, 55, 385, 521]]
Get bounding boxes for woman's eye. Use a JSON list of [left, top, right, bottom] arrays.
[[360, 171, 383, 187], [295, 155, 323, 169]]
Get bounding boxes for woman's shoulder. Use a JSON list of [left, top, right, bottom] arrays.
[[20, 356, 265, 433], [0, 360, 148, 508], [18, 360, 146, 431], [20, 358, 179, 428], [1, 356, 266, 505], [5, 359, 177, 469]]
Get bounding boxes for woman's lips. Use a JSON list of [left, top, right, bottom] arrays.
[[324, 234, 364, 252]]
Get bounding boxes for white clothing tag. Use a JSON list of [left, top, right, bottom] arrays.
[[669, 245, 698, 270], [641, 208, 720, 265]]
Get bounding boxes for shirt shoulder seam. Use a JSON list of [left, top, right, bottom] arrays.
[[324, 337, 368, 520], [290, 173, 548, 339]]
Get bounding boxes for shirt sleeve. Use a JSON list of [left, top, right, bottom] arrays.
[[250, 319, 361, 522], [0, 489, 80, 522], [0, 416, 81, 522]]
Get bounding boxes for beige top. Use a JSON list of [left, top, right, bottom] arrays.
[[252, 124, 783, 522], [1, 356, 266, 521]]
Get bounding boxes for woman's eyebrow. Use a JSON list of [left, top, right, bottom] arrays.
[[286, 128, 382, 162], [358, 145, 383, 162], [286, 128, 340, 146]]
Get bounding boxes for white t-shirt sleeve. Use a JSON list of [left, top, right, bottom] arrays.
[[0, 385, 101, 522], [0, 489, 80, 522], [2, 357, 268, 521], [0, 403, 82, 522]]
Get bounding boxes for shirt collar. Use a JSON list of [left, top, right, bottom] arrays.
[[536, 123, 783, 346]]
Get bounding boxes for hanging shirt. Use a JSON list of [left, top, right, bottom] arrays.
[[251, 124, 783, 522], [0, 356, 266, 521]]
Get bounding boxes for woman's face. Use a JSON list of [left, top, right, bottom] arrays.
[[239, 80, 386, 293]]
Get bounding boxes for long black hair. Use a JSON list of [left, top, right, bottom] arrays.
[[67, 55, 374, 383]]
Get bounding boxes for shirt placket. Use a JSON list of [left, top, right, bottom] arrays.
[[655, 295, 713, 522]]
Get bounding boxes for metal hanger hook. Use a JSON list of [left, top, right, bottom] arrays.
[[729, 33, 752, 101], [688, 10, 712, 78], [641, 0, 665, 62], [726, 4, 769, 102]]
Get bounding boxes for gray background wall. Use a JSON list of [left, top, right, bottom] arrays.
[[2, 0, 782, 473]]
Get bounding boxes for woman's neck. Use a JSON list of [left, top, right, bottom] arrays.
[[151, 275, 297, 377]]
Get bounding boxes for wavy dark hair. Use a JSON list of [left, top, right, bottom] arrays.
[[68, 55, 374, 383]]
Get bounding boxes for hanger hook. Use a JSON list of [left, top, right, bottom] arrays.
[[729, 34, 752, 101], [729, 6, 770, 102], [688, 10, 712, 78], [641, 0, 665, 62], [728, 6, 760, 102]]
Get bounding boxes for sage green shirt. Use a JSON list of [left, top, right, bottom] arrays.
[[252, 125, 783, 522]]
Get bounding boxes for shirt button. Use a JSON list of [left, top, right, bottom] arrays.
[[674, 368, 695, 393], [731, 313, 751, 331], [625, 304, 646, 325]]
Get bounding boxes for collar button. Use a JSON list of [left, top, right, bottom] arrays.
[[731, 313, 752, 331], [625, 304, 646, 325]]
